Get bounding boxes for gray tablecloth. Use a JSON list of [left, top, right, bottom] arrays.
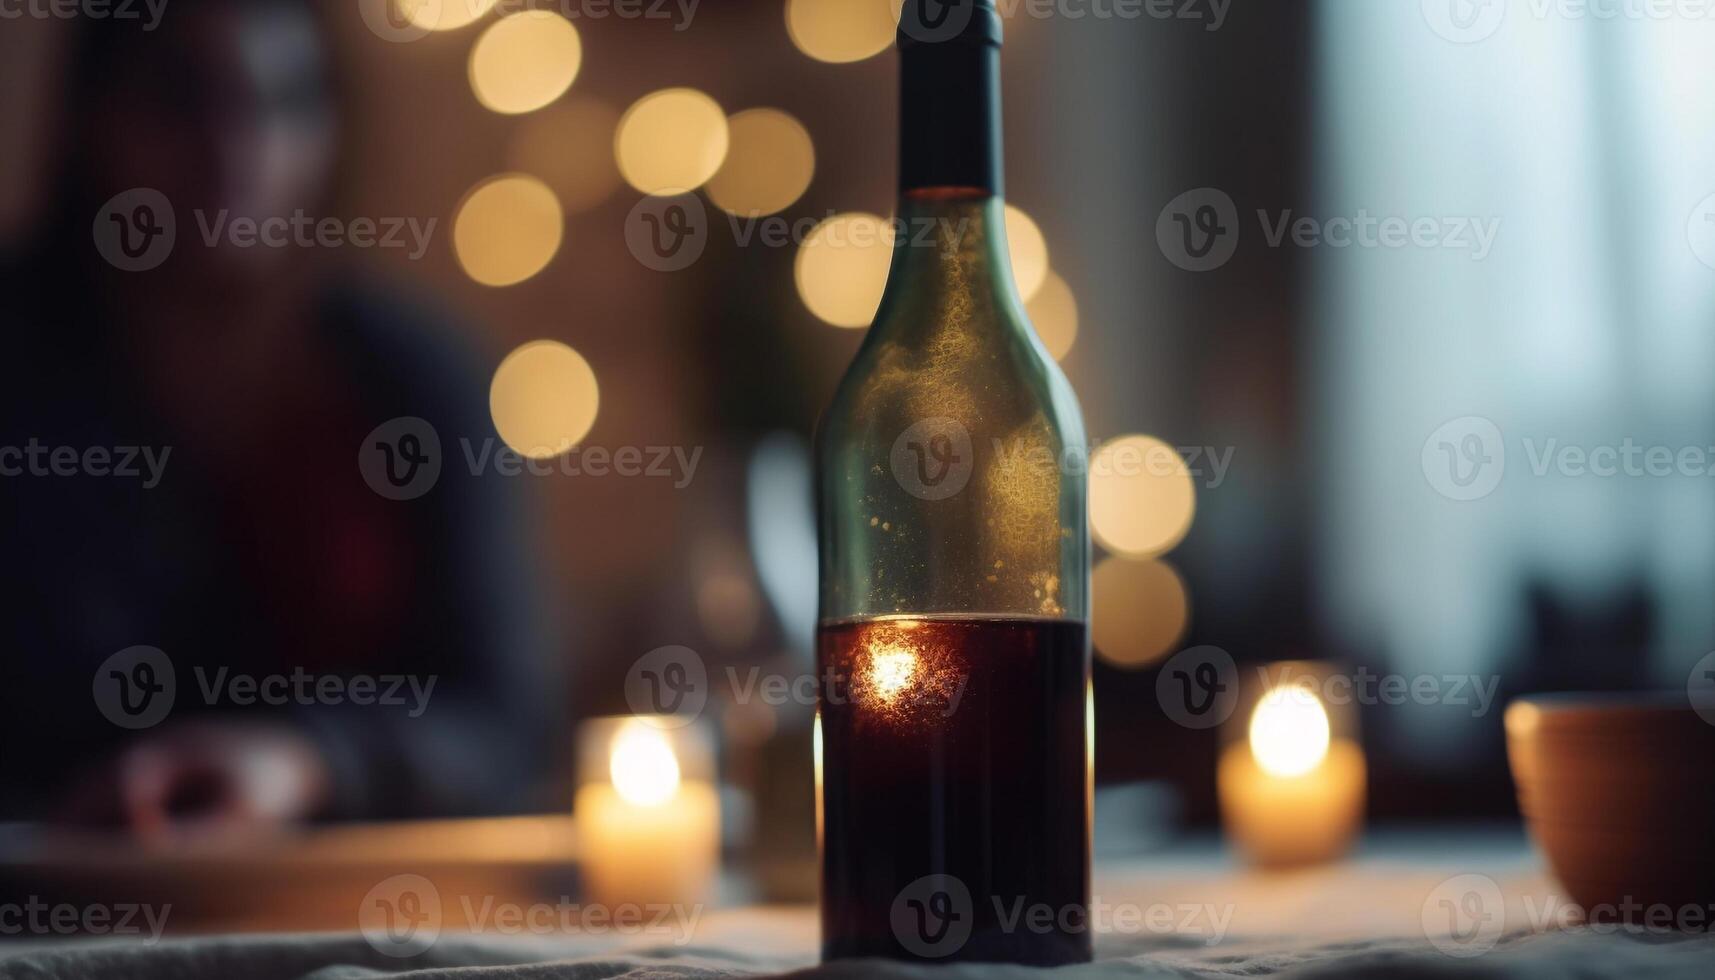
[[4, 921, 1714, 979]]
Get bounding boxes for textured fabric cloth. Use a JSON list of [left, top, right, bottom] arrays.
[[3, 912, 1713, 979]]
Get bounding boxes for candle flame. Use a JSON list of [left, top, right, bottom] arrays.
[[1249, 683, 1331, 778], [610, 721, 682, 806]]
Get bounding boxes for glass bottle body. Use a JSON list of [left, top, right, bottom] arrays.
[[815, 194, 1091, 965]]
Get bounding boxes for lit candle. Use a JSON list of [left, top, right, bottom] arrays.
[[1218, 675, 1365, 868], [575, 717, 720, 907]]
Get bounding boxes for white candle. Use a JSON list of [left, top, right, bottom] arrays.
[[1218, 683, 1365, 868], [576, 719, 719, 907]]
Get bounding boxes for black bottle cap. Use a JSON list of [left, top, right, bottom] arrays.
[[897, 0, 1004, 49], [897, 0, 1004, 195]]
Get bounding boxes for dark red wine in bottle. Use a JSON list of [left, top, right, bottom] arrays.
[[813, 0, 1092, 965], [817, 617, 1090, 964]]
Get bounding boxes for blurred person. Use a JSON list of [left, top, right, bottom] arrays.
[[0, 0, 560, 837]]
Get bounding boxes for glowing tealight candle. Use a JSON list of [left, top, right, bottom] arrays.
[[1218, 678, 1365, 868], [575, 718, 719, 908]]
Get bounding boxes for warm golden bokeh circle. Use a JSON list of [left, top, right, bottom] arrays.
[[1089, 435, 1197, 558], [508, 98, 623, 215], [453, 174, 564, 287], [489, 340, 601, 459], [785, 0, 897, 63], [396, 0, 496, 33], [1004, 204, 1049, 302], [468, 11, 583, 116], [1026, 271, 1078, 361], [794, 212, 896, 328], [706, 108, 816, 217], [615, 88, 731, 195], [1091, 556, 1190, 669]]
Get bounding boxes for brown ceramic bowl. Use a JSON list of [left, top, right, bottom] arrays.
[[1505, 694, 1715, 918]]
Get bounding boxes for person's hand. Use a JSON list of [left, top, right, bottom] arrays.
[[61, 721, 330, 841]]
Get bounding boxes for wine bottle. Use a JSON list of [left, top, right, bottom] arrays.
[[814, 0, 1092, 965]]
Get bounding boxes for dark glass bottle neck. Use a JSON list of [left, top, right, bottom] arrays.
[[898, 27, 1003, 197]]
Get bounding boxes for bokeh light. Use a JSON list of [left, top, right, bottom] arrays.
[[786, 0, 897, 64], [1089, 434, 1197, 558], [1250, 685, 1332, 778], [615, 88, 730, 195], [453, 175, 564, 287], [706, 108, 816, 217], [1091, 556, 1189, 669], [1005, 204, 1049, 301], [396, 0, 496, 33], [468, 11, 582, 116], [507, 97, 623, 214], [794, 212, 896, 328], [1026, 271, 1078, 360], [489, 340, 600, 459], [609, 721, 680, 806]]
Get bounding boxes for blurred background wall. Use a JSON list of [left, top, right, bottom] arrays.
[[2, 0, 1711, 825]]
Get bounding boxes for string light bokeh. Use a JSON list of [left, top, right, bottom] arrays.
[[412, 0, 1139, 667]]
